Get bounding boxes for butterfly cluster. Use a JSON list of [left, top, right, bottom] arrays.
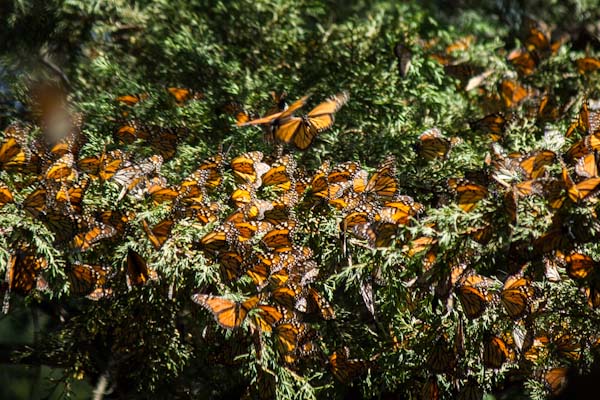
[[0, 85, 410, 390], [390, 19, 600, 399]]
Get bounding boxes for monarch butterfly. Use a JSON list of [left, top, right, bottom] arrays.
[[238, 95, 309, 128], [378, 197, 423, 225], [563, 252, 595, 280], [3, 245, 48, 313], [295, 286, 335, 320], [416, 127, 455, 161], [544, 367, 569, 396], [233, 220, 270, 242], [217, 251, 246, 282], [427, 337, 457, 373], [537, 92, 562, 121], [562, 166, 600, 202], [261, 154, 296, 190], [469, 113, 507, 141], [0, 135, 28, 172], [39, 211, 80, 243], [246, 260, 271, 289], [96, 210, 132, 237], [353, 156, 398, 201], [141, 218, 174, 250], [310, 161, 352, 201], [115, 93, 148, 107], [199, 225, 234, 252], [448, 178, 488, 212], [166, 87, 202, 104], [126, 248, 158, 288], [454, 267, 494, 319], [499, 79, 530, 108], [329, 348, 368, 384], [0, 183, 13, 208], [182, 153, 224, 191], [342, 203, 376, 231], [231, 151, 270, 188], [144, 125, 186, 160], [552, 334, 581, 361], [270, 285, 302, 310], [507, 47, 539, 76], [483, 336, 511, 368], [192, 293, 260, 330], [114, 120, 145, 143], [273, 321, 305, 362], [4, 246, 48, 295], [52, 180, 88, 214], [271, 92, 349, 150], [261, 222, 296, 252], [66, 262, 111, 299], [501, 274, 534, 319], [566, 101, 592, 138], [518, 150, 556, 179], [112, 155, 163, 200], [574, 152, 598, 178], [45, 153, 78, 182], [576, 57, 600, 74], [146, 182, 181, 205], [251, 304, 285, 333], [78, 150, 129, 181], [71, 220, 117, 252]]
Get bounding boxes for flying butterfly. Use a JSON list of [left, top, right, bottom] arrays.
[[192, 294, 260, 330], [166, 87, 202, 104], [238, 95, 309, 127], [273, 92, 349, 150]]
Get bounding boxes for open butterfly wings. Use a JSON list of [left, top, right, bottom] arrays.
[[238, 92, 349, 150], [191, 293, 261, 330], [275, 92, 350, 150]]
